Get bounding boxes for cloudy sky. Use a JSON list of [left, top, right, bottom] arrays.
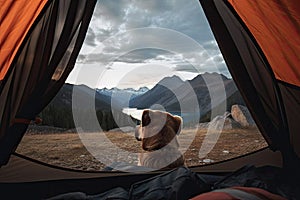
[[66, 0, 230, 89]]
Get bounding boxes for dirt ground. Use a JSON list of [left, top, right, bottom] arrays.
[[16, 126, 267, 171]]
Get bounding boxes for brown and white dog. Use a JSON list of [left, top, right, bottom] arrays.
[[135, 109, 185, 169]]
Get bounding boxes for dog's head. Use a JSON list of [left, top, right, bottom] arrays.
[[135, 110, 182, 151]]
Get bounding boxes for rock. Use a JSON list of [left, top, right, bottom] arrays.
[[198, 112, 241, 130], [208, 114, 228, 130], [231, 105, 256, 127], [223, 117, 241, 130], [87, 167, 96, 171], [203, 159, 214, 163], [65, 128, 77, 133]]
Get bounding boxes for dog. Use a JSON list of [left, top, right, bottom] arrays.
[[135, 109, 185, 169]]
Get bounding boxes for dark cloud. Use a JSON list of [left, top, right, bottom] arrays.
[[76, 54, 87, 63], [213, 55, 224, 63], [80, 48, 173, 64], [94, 0, 127, 23], [174, 63, 199, 73], [88, 0, 212, 43], [77, 53, 110, 64], [84, 27, 97, 47], [116, 49, 171, 63], [79, 0, 228, 75], [132, 0, 176, 13]]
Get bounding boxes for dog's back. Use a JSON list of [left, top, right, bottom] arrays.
[[138, 147, 184, 169]]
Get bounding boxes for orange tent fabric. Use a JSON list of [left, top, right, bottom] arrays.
[[0, 0, 48, 80], [191, 187, 287, 200], [228, 0, 300, 86]]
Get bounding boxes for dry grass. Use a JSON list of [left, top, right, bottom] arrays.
[[16, 127, 267, 171]]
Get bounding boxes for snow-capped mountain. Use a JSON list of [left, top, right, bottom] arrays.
[[97, 87, 149, 98]]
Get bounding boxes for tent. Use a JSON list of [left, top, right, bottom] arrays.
[[0, 0, 299, 199]]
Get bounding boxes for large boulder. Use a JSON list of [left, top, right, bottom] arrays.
[[231, 105, 255, 127], [210, 112, 241, 130], [223, 117, 242, 130], [197, 112, 241, 130]]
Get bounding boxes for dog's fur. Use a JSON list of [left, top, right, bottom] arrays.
[[135, 110, 185, 169]]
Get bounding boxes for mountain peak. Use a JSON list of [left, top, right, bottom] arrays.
[[201, 72, 229, 80], [190, 73, 229, 85], [157, 75, 184, 88]]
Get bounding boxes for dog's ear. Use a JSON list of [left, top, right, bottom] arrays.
[[142, 110, 151, 127], [173, 115, 182, 134]]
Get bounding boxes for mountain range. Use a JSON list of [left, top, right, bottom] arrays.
[[97, 87, 149, 98], [129, 73, 245, 121], [41, 73, 245, 128]]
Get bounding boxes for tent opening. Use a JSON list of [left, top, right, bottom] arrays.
[[16, 0, 267, 172]]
